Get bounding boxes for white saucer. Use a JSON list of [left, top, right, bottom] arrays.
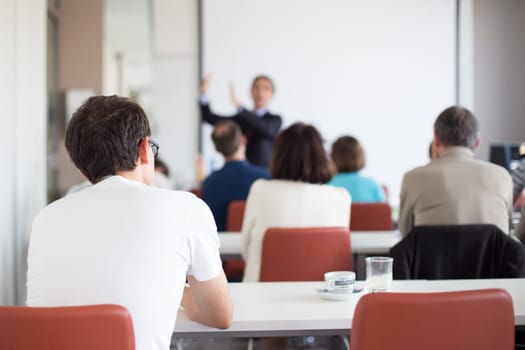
[[316, 288, 355, 301]]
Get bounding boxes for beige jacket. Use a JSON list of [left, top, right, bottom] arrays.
[[398, 147, 512, 236], [241, 179, 351, 282]]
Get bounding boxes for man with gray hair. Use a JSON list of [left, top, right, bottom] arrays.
[[398, 106, 513, 235]]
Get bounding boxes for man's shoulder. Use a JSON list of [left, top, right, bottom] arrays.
[[203, 167, 230, 185], [460, 157, 511, 179], [264, 111, 281, 118], [33, 195, 69, 223], [236, 109, 281, 120], [404, 157, 511, 184], [148, 186, 198, 200], [402, 164, 429, 181], [477, 159, 513, 183], [206, 162, 269, 178], [243, 162, 271, 177], [261, 111, 282, 122], [81, 183, 198, 209]]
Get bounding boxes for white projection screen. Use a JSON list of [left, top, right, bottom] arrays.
[[200, 0, 457, 206]]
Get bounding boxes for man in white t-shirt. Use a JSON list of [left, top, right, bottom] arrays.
[[26, 96, 233, 350]]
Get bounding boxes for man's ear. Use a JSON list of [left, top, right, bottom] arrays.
[[138, 136, 152, 165], [472, 137, 481, 152], [432, 130, 440, 148], [432, 130, 442, 158]]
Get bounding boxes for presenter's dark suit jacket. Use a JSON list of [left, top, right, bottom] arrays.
[[200, 103, 282, 168]]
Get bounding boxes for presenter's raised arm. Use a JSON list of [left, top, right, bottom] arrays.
[[200, 73, 212, 96], [229, 82, 241, 109], [199, 74, 238, 126]]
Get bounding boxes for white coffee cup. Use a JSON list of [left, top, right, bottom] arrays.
[[324, 271, 355, 294]]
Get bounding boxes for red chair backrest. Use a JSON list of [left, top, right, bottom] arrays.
[[259, 227, 352, 282], [0, 304, 135, 350], [350, 289, 514, 350], [189, 188, 202, 199], [226, 200, 246, 231], [224, 200, 247, 279], [350, 202, 393, 231]]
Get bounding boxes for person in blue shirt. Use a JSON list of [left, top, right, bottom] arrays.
[[202, 120, 270, 231], [328, 135, 386, 202]]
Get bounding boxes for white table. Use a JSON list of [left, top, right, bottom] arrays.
[[173, 279, 525, 338], [219, 231, 402, 258]]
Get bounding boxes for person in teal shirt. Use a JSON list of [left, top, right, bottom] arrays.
[[329, 135, 386, 202]]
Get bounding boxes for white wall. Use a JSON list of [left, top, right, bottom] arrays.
[[473, 0, 525, 161], [151, 0, 200, 189], [146, 0, 525, 199], [458, 0, 474, 110], [201, 0, 457, 205], [0, 0, 47, 305]]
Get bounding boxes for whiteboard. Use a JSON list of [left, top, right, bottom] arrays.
[[201, 0, 457, 206]]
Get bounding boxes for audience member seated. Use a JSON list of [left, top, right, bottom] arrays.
[[26, 96, 233, 350], [398, 106, 513, 236], [241, 122, 351, 282], [202, 121, 270, 231], [328, 135, 386, 202]]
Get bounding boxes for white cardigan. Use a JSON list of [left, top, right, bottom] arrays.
[[241, 179, 351, 282]]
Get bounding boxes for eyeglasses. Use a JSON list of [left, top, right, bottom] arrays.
[[139, 137, 159, 158], [148, 138, 159, 158]]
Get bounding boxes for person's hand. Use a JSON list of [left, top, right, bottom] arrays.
[[200, 73, 212, 96], [229, 81, 240, 108]]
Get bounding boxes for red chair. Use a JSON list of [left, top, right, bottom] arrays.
[[259, 227, 352, 281], [0, 304, 135, 350], [224, 200, 247, 280], [350, 202, 393, 231], [188, 187, 202, 199], [350, 289, 514, 350], [226, 200, 246, 231]]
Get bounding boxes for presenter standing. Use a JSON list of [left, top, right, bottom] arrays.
[[199, 74, 282, 168]]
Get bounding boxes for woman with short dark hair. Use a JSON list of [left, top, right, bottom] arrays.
[[329, 135, 386, 203], [241, 123, 351, 282]]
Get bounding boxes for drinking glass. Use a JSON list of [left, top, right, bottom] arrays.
[[365, 257, 393, 292]]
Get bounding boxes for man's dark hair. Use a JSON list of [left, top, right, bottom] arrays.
[[211, 121, 242, 157], [65, 95, 151, 184], [434, 106, 479, 149], [270, 122, 333, 184], [330, 135, 365, 172], [251, 75, 275, 93]]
